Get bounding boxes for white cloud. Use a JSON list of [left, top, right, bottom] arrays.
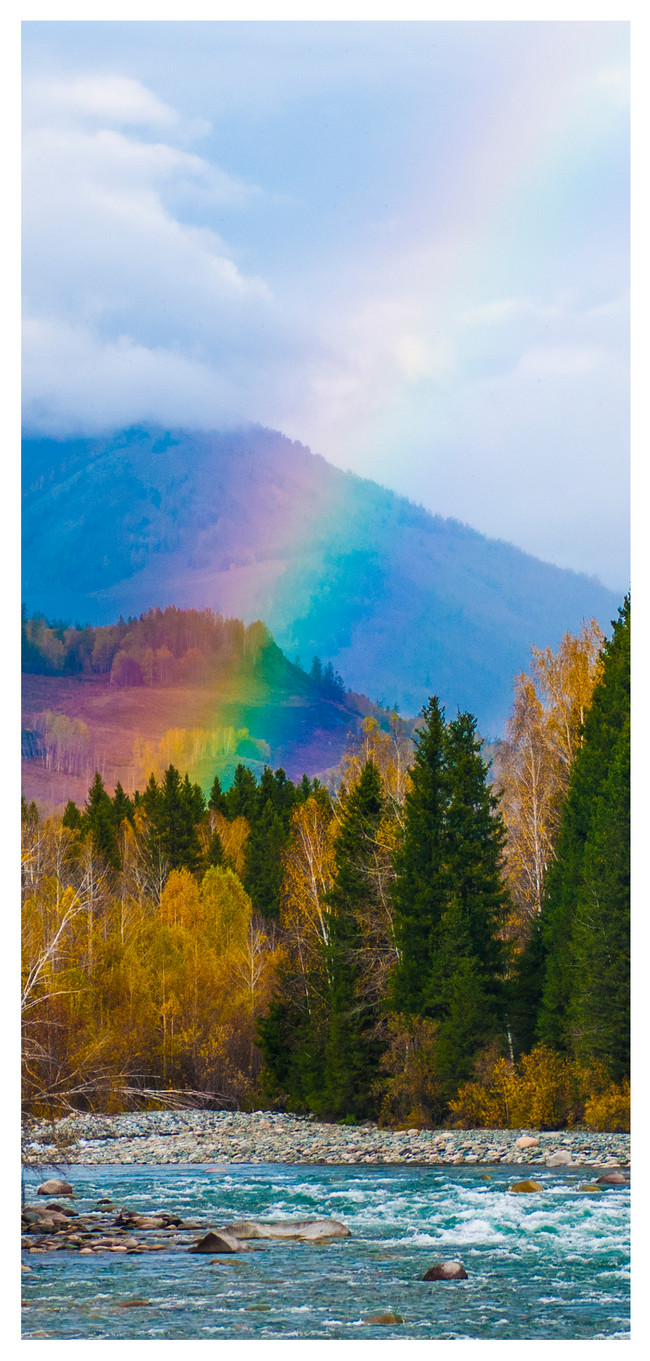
[[23, 74, 180, 130]]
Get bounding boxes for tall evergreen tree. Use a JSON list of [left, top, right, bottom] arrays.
[[536, 596, 630, 1068], [224, 763, 258, 821], [318, 760, 385, 1119], [390, 697, 448, 1015], [84, 771, 120, 870], [567, 715, 630, 1078], [147, 765, 203, 874], [208, 773, 228, 816]]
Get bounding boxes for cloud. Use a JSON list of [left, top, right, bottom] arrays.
[[22, 77, 280, 430], [23, 74, 181, 130]]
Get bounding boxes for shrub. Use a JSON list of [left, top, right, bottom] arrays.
[[375, 1015, 443, 1128], [584, 1079, 630, 1132]]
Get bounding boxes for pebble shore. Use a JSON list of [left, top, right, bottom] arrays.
[[22, 1111, 630, 1169]]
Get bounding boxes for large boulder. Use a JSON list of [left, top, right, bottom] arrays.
[[37, 1179, 74, 1197], [514, 1136, 540, 1150], [189, 1231, 247, 1254], [226, 1218, 351, 1241], [423, 1261, 468, 1281], [596, 1171, 629, 1185], [510, 1180, 543, 1194], [545, 1150, 573, 1167]]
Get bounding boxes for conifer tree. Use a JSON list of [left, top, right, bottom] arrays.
[[440, 712, 508, 994], [84, 771, 120, 870], [536, 596, 630, 1068], [319, 760, 385, 1119], [208, 773, 228, 816], [390, 697, 448, 1015], [225, 764, 258, 820]]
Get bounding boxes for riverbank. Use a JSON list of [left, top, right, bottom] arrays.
[[22, 1110, 630, 1168]]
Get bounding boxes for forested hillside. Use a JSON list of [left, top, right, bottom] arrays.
[[21, 600, 629, 1130], [22, 606, 410, 811], [22, 425, 621, 731]]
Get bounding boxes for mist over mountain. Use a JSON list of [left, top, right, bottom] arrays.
[[22, 425, 620, 733]]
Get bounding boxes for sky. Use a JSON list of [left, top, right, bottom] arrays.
[[21, 19, 630, 590]]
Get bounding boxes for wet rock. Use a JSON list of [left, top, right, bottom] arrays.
[[579, 1183, 603, 1192], [115, 1299, 152, 1308], [510, 1180, 543, 1194], [189, 1230, 247, 1254], [514, 1136, 540, 1150], [37, 1179, 73, 1196], [597, 1171, 628, 1185], [45, 1202, 77, 1216], [423, 1261, 468, 1281], [546, 1150, 573, 1167], [364, 1312, 404, 1324], [226, 1218, 350, 1241]]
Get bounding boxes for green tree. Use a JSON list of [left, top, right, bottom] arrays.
[[319, 760, 385, 1120], [390, 697, 448, 1015], [537, 596, 630, 1070]]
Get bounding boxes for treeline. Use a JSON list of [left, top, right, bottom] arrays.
[[21, 605, 345, 700], [21, 601, 629, 1129]]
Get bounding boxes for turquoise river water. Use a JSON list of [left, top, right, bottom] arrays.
[[21, 1162, 630, 1340]]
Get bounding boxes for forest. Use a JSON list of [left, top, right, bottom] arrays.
[[21, 599, 630, 1131]]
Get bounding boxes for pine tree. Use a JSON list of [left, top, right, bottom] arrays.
[[319, 760, 385, 1120], [147, 765, 203, 874], [440, 712, 508, 995], [111, 781, 134, 828], [567, 714, 630, 1078], [208, 773, 228, 816], [390, 697, 448, 1015], [225, 764, 258, 820], [84, 772, 120, 870], [536, 597, 630, 1066]]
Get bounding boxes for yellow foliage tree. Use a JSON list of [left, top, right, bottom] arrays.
[[495, 621, 604, 942]]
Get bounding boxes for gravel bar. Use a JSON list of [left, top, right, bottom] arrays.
[[22, 1111, 630, 1168]]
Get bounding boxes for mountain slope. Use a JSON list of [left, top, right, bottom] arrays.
[[22, 425, 621, 732]]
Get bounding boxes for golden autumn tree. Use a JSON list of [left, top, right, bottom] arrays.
[[495, 621, 605, 942]]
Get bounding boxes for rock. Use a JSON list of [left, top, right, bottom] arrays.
[[579, 1184, 603, 1192], [226, 1218, 351, 1241], [514, 1136, 540, 1149], [45, 1202, 77, 1215], [115, 1299, 152, 1308], [364, 1312, 404, 1324], [510, 1180, 543, 1194], [189, 1230, 247, 1254], [423, 1261, 468, 1281], [596, 1171, 628, 1185], [546, 1150, 573, 1167], [37, 1179, 74, 1196]]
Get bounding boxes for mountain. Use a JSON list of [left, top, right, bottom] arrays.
[[22, 425, 621, 733]]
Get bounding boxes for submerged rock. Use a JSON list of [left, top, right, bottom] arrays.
[[423, 1261, 468, 1281], [364, 1312, 404, 1324], [579, 1184, 603, 1192], [189, 1230, 247, 1254], [226, 1218, 351, 1241], [510, 1180, 543, 1194]]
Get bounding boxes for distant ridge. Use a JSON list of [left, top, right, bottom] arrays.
[[22, 425, 621, 733]]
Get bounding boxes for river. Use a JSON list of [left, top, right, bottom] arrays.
[[21, 1161, 630, 1340]]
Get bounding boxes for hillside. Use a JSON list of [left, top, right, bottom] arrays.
[[21, 608, 406, 813], [22, 425, 621, 732]]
